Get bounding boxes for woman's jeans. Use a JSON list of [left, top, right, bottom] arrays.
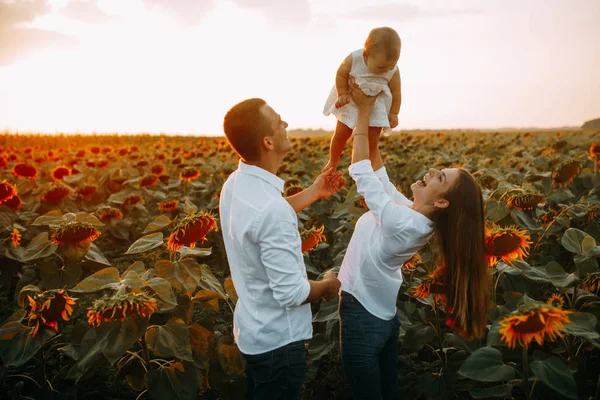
[[339, 291, 401, 400], [243, 340, 306, 400]]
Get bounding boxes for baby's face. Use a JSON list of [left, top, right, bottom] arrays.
[[364, 51, 398, 74]]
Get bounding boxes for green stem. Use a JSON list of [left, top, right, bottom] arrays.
[[140, 335, 151, 370], [529, 378, 538, 399], [6, 374, 42, 389], [493, 270, 506, 304], [594, 370, 600, 400], [522, 347, 530, 398], [533, 204, 578, 251], [575, 339, 586, 357], [126, 351, 149, 372], [136, 389, 148, 400], [433, 305, 447, 369]]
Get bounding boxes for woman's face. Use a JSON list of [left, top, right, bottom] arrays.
[[411, 168, 460, 209]]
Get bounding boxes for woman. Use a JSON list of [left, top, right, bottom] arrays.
[[337, 79, 489, 399]]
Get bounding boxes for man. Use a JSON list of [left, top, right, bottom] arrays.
[[220, 98, 342, 400]]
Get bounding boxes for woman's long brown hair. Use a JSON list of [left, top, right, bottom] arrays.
[[435, 169, 489, 339]]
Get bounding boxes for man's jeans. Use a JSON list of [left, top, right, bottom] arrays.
[[339, 291, 401, 400], [243, 340, 306, 400]]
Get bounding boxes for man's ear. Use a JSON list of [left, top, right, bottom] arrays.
[[262, 135, 274, 151], [434, 198, 449, 209]]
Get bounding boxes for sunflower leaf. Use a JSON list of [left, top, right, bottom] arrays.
[[469, 384, 514, 399], [402, 324, 436, 353], [218, 343, 246, 378], [177, 246, 212, 258], [22, 232, 58, 261], [145, 361, 198, 400], [183, 199, 197, 215], [563, 312, 600, 348], [486, 200, 510, 223], [198, 264, 226, 299], [562, 228, 594, 255], [74, 212, 104, 226], [510, 209, 542, 231], [512, 260, 550, 283], [142, 215, 174, 233], [70, 267, 121, 293], [124, 232, 164, 255], [544, 262, 580, 288], [531, 356, 577, 399], [458, 347, 517, 382], [31, 210, 64, 226], [145, 318, 193, 361]]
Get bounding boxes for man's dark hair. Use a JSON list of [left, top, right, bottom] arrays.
[[223, 98, 271, 162]]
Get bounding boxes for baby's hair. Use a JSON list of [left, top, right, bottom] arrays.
[[364, 27, 401, 61]]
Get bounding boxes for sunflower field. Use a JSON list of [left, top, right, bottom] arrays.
[[0, 130, 599, 400]]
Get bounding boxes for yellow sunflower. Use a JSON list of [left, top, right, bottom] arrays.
[[485, 225, 531, 267], [11, 227, 21, 247], [412, 265, 447, 305], [300, 225, 326, 253], [499, 303, 571, 349], [402, 253, 422, 270], [552, 160, 582, 187], [506, 191, 545, 211], [87, 292, 158, 327], [546, 293, 565, 309], [167, 211, 218, 252], [51, 221, 101, 246], [27, 289, 77, 336], [581, 272, 600, 295]]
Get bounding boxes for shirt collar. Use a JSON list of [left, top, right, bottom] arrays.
[[238, 160, 285, 193]]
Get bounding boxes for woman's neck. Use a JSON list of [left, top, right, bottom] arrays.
[[411, 203, 436, 222]]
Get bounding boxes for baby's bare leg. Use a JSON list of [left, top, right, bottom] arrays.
[[324, 121, 353, 171]]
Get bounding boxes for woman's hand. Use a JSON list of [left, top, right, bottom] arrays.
[[348, 77, 376, 114]]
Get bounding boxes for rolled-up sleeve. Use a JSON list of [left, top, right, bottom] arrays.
[[256, 202, 311, 309]]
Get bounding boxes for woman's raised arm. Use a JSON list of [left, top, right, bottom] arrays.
[[349, 77, 376, 164]]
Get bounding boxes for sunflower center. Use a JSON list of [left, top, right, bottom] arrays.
[[486, 233, 523, 256], [42, 294, 67, 321], [512, 312, 545, 334]]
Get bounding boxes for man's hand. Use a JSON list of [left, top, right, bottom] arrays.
[[322, 270, 341, 301], [335, 94, 351, 109], [312, 166, 343, 199], [389, 113, 399, 128]]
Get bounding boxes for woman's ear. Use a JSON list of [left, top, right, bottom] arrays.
[[434, 198, 449, 209]]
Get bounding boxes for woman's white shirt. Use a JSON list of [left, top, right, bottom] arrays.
[[338, 160, 434, 320]]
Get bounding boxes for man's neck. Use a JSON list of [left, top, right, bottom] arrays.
[[243, 155, 281, 176]]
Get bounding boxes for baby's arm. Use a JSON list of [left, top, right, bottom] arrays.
[[388, 70, 401, 128], [334, 54, 353, 109]]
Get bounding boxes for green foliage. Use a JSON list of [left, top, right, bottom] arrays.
[[1, 131, 599, 399]]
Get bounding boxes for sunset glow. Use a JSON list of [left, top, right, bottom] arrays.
[[0, 0, 599, 134]]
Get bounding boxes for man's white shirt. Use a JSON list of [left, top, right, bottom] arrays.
[[219, 160, 312, 355]]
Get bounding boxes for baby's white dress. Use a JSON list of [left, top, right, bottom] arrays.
[[323, 49, 398, 135]]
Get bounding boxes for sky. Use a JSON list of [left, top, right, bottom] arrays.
[[0, 0, 598, 135]]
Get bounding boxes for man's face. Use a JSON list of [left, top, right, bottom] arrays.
[[260, 104, 291, 155]]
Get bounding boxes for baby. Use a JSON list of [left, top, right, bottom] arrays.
[[323, 27, 401, 171]]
